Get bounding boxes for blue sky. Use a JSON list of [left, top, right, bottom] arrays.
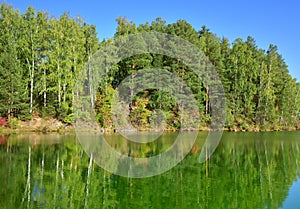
[[2, 0, 300, 81]]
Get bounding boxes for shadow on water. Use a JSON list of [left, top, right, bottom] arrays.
[[0, 131, 299, 209]]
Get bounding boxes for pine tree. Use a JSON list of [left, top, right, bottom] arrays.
[[0, 4, 29, 119]]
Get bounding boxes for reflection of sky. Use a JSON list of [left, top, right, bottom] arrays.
[[281, 178, 300, 209]]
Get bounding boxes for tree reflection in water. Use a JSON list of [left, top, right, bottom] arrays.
[[0, 132, 299, 209]]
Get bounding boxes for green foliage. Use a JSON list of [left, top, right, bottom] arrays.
[[148, 109, 166, 128], [95, 84, 115, 128], [130, 97, 151, 129], [7, 117, 19, 129], [0, 4, 30, 119], [0, 3, 98, 124], [0, 4, 299, 131], [57, 102, 74, 124]]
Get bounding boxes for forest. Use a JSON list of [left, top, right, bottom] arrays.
[[0, 3, 299, 131]]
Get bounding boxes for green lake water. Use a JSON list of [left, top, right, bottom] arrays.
[[0, 131, 299, 209]]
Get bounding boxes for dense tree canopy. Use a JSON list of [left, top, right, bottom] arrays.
[[0, 3, 299, 131]]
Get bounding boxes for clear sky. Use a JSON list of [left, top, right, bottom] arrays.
[[2, 0, 300, 81]]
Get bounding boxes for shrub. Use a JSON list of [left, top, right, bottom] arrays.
[[7, 117, 19, 129]]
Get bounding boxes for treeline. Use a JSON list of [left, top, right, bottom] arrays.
[[0, 4, 98, 123], [0, 3, 299, 131], [96, 17, 300, 131]]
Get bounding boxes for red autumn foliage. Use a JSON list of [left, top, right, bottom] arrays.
[[0, 136, 6, 145], [0, 118, 7, 127]]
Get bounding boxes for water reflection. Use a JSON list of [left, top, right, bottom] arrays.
[[0, 132, 299, 209], [280, 178, 300, 209]]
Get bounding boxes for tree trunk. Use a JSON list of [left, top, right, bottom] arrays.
[[257, 61, 263, 125], [43, 68, 47, 107], [53, 153, 59, 208], [58, 63, 61, 107], [264, 64, 271, 122], [7, 97, 11, 120], [21, 146, 31, 208], [30, 59, 34, 114], [63, 83, 66, 103], [88, 55, 94, 109], [256, 144, 263, 201], [264, 142, 273, 200], [84, 154, 93, 209], [205, 87, 209, 115]]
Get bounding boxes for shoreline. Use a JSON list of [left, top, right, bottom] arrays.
[[1, 124, 299, 134], [1, 116, 299, 134]]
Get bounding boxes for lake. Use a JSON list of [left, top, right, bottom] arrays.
[[0, 131, 299, 209]]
